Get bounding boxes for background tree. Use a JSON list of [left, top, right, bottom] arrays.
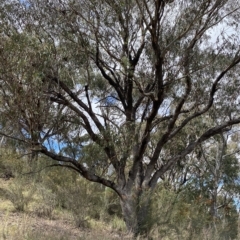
[[1, 0, 240, 235]]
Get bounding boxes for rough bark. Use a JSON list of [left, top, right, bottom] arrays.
[[120, 195, 138, 234], [120, 189, 153, 236]]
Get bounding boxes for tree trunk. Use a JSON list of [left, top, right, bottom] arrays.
[[120, 190, 152, 236], [209, 187, 218, 218], [120, 195, 138, 234]]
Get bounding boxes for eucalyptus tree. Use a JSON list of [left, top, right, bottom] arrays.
[[161, 118, 240, 217], [195, 132, 240, 218], [1, 0, 240, 235]]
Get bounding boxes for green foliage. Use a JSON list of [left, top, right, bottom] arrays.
[[1, 0, 240, 236], [34, 185, 57, 218], [0, 148, 23, 179], [0, 147, 239, 238], [37, 161, 106, 227], [0, 148, 38, 212], [0, 177, 36, 212], [145, 183, 239, 239], [110, 215, 126, 232], [103, 188, 122, 218]]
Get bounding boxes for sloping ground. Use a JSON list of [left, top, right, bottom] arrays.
[[0, 211, 81, 239], [0, 178, 131, 240], [0, 210, 128, 240]]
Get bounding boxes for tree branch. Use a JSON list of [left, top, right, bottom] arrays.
[[149, 117, 240, 187]]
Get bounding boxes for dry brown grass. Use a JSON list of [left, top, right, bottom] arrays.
[[0, 209, 134, 240], [0, 179, 132, 240], [1, 178, 239, 240]]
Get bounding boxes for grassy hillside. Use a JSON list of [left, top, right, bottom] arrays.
[[0, 178, 131, 240], [0, 150, 239, 239]]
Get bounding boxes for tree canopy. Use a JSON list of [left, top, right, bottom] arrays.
[[0, 0, 240, 235]]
